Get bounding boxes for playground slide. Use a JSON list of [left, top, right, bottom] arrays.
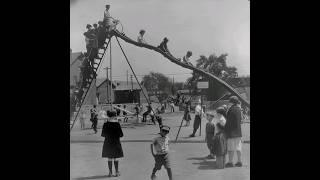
[[111, 30, 250, 108]]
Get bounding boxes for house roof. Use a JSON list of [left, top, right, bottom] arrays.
[[96, 78, 116, 88], [113, 80, 142, 91], [70, 52, 83, 66]]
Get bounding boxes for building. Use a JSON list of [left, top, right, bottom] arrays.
[[96, 79, 151, 104], [70, 49, 96, 105], [70, 49, 84, 89], [204, 76, 250, 102], [96, 78, 116, 104], [113, 80, 150, 104]]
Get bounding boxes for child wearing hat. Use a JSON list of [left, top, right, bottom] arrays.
[[150, 125, 173, 180]]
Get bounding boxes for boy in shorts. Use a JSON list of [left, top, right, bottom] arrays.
[[150, 125, 173, 180]]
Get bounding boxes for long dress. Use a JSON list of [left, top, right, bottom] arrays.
[[101, 121, 124, 158]]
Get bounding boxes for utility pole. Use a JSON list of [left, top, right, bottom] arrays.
[[104, 67, 110, 104], [109, 37, 113, 110]]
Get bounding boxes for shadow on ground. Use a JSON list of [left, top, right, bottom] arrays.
[[73, 175, 110, 180], [187, 157, 218, 170]]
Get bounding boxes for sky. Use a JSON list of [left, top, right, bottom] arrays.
[[70, 0, 250, 82]]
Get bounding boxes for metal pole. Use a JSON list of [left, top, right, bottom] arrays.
[[175, 117, 184, 142], [114, 36, 156, 116], [109, 37, 112, 110]]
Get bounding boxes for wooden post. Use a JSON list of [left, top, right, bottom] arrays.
[[109, 37, 112, 110]]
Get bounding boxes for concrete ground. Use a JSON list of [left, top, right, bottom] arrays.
[[70, 111, 250, 180]]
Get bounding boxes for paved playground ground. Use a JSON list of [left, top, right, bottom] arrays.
[[70, 111, 250, 180]]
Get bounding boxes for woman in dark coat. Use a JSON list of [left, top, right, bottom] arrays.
[[101, 111, 124, 177]]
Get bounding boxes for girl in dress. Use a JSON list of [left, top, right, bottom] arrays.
[[101, 111, 124, 177]]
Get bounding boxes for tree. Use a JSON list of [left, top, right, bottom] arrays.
[[141, 72, 171, 101], [186, 53, 239, 100], [188, 53, 238, 85]]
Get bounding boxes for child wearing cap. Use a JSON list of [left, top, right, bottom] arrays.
[[150, 126, 173, 180]]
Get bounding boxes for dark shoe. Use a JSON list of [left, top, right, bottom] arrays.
[[206, 154, 214, 159], [189, 134, 195, 137], [107, 173, 113, 177], [225, 162, 234, 168], [235, 162, 243, 167], [115, 171, 120, 177], [151, 174, 157, 180]]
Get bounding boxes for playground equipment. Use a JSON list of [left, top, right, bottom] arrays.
[[70, 18, 250, 132], [110, 29, 250, 108], [70, 39, 111, 130], [112, 104, 143, 119]]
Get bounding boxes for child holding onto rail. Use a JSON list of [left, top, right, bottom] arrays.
[[137, 29, 147, 44], [150, 125, 173, 180], [182, 51, 193, 66]]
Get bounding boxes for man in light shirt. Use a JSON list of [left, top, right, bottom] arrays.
[[189, 100, 204, 137]]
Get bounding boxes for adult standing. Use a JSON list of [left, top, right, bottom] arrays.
[[225, 96, 243, 167], [90, 105, 98, 134], [189, 100, 204, 137], [101, 111, 124, 177]]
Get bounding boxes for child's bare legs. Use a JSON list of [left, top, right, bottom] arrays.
[[166, 168, 173, 180], [236, 150, 242, 163], [227, 151, 234, 164], [151, 168, 157, 180]]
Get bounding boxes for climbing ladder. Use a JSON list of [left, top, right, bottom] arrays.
[[110, 30, 250, 109], [70, 38, 111, 131]]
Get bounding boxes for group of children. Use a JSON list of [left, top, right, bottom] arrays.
[[136, 29, 194, 67], [72, 4, 120, 110], [204, 107, 228, 168], [99, 107, 172, 179], [78, 100, 234, 179]]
